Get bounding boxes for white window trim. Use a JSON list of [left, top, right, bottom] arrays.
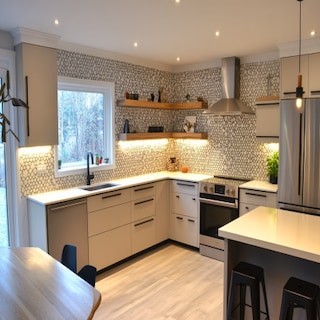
[[54, 77, 115, 178]]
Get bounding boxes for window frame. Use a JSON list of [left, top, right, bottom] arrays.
[[54, 77, 115, 178]]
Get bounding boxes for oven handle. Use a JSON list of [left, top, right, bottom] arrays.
[[200, 198, 238, 209]]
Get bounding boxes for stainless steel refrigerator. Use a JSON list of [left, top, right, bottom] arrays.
[[278, 98, 320, 215]]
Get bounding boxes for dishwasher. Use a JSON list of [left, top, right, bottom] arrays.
[[47, 198, 88, 272]]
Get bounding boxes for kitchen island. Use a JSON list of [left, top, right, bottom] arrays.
[[219, 206, 320, 319]]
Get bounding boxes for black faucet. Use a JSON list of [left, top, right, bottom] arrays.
[[86, 152, 94, 185]]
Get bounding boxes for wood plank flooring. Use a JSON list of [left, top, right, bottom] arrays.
[[94, 243, 224, 320]]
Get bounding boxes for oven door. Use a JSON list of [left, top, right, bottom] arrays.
[[199, 198, 239, 249]]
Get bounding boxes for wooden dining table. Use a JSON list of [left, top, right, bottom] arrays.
[[0, 247, 101, 319]]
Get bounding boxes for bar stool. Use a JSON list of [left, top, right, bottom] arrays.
[[279, 277, 319, 320], [227, 261, 270, 320]]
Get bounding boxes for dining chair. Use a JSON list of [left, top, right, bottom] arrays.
[[78, 265, 97, 287], [61, 244, 77, 273]]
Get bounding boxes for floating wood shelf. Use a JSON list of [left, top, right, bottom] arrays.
[[117, 99, 208, 110], [119, 132, 208, 141], [256, 95, 280, 104]]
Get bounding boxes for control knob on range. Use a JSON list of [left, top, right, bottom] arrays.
[[209, 186, 214, 193], [203, 184, 208, 192]]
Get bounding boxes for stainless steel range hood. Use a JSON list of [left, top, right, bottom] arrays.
[[203, 57, 254, 115]]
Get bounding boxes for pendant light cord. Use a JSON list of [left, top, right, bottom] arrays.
[[298, 0, 302, 73]]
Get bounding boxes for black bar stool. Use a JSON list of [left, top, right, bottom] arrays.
[[227, 261, 270, 320], [279, 277, 319, 320]]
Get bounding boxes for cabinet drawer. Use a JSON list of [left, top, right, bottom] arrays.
[[131, 197, 155, 222], [131, 217, 156, 254], [171, 180, 198, 196], [87, 188, 131, 212], [131, 183, 155, 201], [88, 202, 131, 237], [170, 214, 198, 247], [89, 224, 131, 271], [171, 193, 198, 218], [240, 189, 277, 207]]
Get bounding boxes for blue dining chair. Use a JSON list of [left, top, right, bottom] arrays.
[[61, 244, 77, 273]]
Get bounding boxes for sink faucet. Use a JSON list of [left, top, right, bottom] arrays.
[[86, 152, 94, 185]]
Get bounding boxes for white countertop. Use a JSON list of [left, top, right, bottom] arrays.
[[219, 206, 320, 263], [27, 171, 212, 205], [240, 180, 278, 193]]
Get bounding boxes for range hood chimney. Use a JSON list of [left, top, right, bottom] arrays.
[[203, 57, 254, 115]]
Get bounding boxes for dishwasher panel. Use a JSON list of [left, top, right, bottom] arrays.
[[47, 199, 88, 271]]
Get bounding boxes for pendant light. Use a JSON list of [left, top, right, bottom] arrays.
[[296, 0, 303, 108]]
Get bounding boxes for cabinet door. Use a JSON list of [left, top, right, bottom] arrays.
[[155, 180, 170, 243], [171, 193, 198, 218], [170, 214, 198, 247], [308, 52, 320, 96], [131, 217, 156, 254], [15, 43, 58, 146], [89, 224, 131, 271], [256, 102, 280, 139], [239, 203, 258, 216], [280, 55, 308, 99]]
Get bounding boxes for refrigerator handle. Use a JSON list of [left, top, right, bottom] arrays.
[[298, 113, 303, 196]]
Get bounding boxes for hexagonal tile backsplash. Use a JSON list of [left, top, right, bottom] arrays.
[[19, 51, 279, 196]]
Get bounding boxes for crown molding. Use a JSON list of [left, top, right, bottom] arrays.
[[11, 27, 60, 49]]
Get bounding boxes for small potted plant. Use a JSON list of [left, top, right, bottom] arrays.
[[267, 151, 279, 184]]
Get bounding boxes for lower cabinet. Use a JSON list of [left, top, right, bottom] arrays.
[[87, 188, 132, 271], [170, 214, 198, 247], [131, 183, 156, 254], [170, 180, 199, 247], [239, 188, 277, 216]]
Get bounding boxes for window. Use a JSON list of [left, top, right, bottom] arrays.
[[55, 77, 115, 177]]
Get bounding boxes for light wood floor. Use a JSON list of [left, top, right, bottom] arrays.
[[94, 243, 224, 320]]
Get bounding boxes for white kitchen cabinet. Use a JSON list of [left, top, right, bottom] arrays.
[[280, 53, 320, 99], [131, 183, 156, 254], [308, 52, 320, 96], [256, 98, 280, 140], [155, 180, 170, 243], [280, 55, 308, 99], [170, 180, 199, 247], [15, 43, 58, 146], [239, 188, 277, 216], [87, 188, 132, 271]]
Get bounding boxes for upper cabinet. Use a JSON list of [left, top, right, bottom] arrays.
[[280, 53, 320, 99], [15, 43, 58, 147], [255, 96, 280, 141]]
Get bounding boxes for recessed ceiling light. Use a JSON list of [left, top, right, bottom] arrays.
[[176, 57, 180, 62], [134, 42, 138, 47], [215, 31, 220, 37], [175, 0, 180, 3], [54, 19, 59, 25], [311, 30, 316, 36]]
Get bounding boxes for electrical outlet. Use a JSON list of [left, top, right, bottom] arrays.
[[37, 164, 47, 174]]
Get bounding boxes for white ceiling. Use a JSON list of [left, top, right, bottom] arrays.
[[1, 0, 320, 69]]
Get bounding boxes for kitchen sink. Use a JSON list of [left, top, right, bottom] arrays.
[[79, 183, 119, 192]]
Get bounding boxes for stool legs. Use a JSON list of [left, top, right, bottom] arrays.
[[279, 277, 319, 320], [227, 262, 269, 320]]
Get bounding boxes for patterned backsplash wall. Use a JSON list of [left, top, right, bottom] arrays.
[[19, 50, 280, 196]]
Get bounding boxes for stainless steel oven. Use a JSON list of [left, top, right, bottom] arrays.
[[199, 176, 248, 261]]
